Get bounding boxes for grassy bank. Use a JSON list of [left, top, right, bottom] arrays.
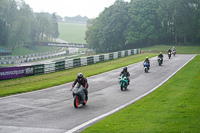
[[0, 53, 156, 97], [82, 55, 200, 133], [58, 22, 87, 44], [141, 45, 200, 54]]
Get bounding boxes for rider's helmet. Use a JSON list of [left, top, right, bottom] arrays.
[[77, 73, 83, 80], [160, 52, 162, 54], [146, 57, 148, 59], [123, 67, 127, 71]]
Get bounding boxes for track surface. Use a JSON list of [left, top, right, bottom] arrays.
[[0, 54, 194, 133]]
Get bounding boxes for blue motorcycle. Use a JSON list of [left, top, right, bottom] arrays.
[[144, 62, 149, 73], [119, 74, 128, 91]]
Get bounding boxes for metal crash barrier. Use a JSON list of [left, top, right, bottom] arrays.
[[0, 49, 140, 80]]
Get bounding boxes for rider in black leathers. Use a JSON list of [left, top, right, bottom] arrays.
[[168, 48, 172, 54], [158, 52, 164, 64], [120, 67, 130, 85], [72, 73, 89, 99]]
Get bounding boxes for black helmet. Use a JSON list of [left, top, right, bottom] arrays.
[[77, 73, 83, 80], [123, 67, 127, 71]]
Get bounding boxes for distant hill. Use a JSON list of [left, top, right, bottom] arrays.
[[64, 15, 89, 24]]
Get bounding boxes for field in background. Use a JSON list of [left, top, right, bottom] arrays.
[[141, 45, 200, 54], [83, 55, 200, 133], [58, 22, 87, 44]]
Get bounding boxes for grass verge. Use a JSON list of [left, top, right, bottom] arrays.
[[0, 53, 156, 97], [82, 55, 200, 133], [141, 45, 200, 54]]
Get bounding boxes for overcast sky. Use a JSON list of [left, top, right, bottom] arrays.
[[23, 0, 131, 18]]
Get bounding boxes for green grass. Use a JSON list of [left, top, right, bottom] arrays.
[[0, 53, 156, 97], [58, 22, 87, 44], [82, 55, 200, 133], [141, 45, 200, 54], [12, 46, 59, 56]]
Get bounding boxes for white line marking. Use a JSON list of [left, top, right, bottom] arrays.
[[65, 54, 196, 133]]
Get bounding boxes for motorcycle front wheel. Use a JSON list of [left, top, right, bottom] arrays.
[[121, 83, 124, 91], [145, 68, 148, 73], [159, 61, 161, 66], [74, 95, 79, 108]]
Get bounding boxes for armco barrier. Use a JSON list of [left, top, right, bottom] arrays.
[[118, 51, 121, 58], [34, 64, 44, 75], [134, 49, 137, 54], [131, 49, 134, 55], [104, 54, 109, 61], [94, 55, 100, 63], [0, 49, 140, 80], [81, 57, 87, 66], [113, 52, 118, 59], [99, 55, 104, 62], [44, 63, 55, 74], [121, 51, 125, 57], [55, 61, 65, 71], [73, 58, 81, 68], [125, 50, 128, 57], [109, 53, 113, 60], [65, 59, 73, 69], [87, 57, 94, 65]]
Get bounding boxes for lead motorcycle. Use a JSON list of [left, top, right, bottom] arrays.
[[71, 85, 88, 108], [119, 74, 128, 91]]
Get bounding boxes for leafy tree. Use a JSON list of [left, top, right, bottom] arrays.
[[86, 0, 130, 53], [51, 13, 59, 38], [124, 0, 161, 46], [35, 13, 52, 41], [0, 0, 59, 50]]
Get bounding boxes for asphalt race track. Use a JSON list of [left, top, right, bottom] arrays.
[[0, 54, 195, 133]]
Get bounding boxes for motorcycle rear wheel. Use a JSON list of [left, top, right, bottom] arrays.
[[82, 96, 87, 105]]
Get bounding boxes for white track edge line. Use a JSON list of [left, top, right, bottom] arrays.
[[65, 54, 196, 133]]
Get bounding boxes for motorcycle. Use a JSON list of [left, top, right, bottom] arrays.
[[157, 57, 163, 66], [144, 62, 149, 73], [119, 74, 128, 91], [172, 50, 176, 56], [168, 52, 172, 59], [71, 85, 87, 108]]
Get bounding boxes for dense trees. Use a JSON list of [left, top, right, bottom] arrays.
[[0, 0, 59, 50], [85, 0, 200, 53], [86, 0, 129, 53]]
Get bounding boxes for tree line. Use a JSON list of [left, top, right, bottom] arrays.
[[85, 0, 200, 53], [0, 0, 59, 51], [64, 15, 89, 24]]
